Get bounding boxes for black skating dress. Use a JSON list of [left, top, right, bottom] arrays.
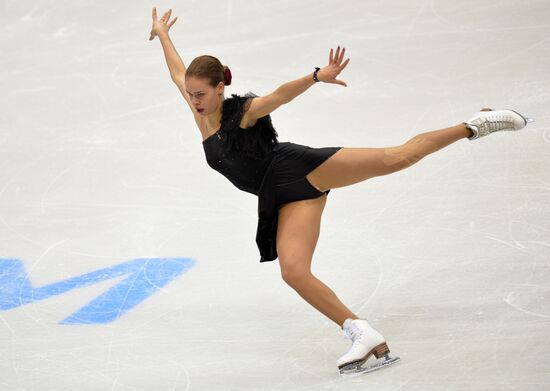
[[202, 92, 342, 263]]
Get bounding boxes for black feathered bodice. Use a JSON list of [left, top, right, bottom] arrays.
[[201, 92, 341, 263], [202, 92, 279, 195]]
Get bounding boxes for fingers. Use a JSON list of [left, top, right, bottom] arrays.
[[168, 16, 178, 28], [334, 46, 345, 64], [329, 46, 348, 65], [326, 45, 350, 86], [340, 57, 350, 70], [154, 8, 173, 23], [150, 7, 177, 40]]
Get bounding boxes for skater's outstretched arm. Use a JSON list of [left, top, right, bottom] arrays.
[[150, 7, 202, 124], [150, 7, 185, 78], [246, 46, 351, 121]]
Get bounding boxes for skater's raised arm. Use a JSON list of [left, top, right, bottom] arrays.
[[150, 7, 202, 122], [246, 46, 350, 121], [150, 7, 186, 79]]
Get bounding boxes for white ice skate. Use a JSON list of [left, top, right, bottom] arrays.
[[465, 108, 534, 140], [337, 318, 400, 376]]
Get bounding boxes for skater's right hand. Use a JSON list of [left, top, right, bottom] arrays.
[[149, 7, 178, 41]]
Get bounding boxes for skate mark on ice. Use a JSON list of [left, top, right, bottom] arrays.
[[503, 291, 550, 319], [355, 251, 384, 315]]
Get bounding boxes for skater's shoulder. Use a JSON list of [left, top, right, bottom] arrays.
[[223, 92, 258, 114]]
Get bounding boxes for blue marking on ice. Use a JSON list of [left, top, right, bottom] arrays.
[[0, 257, 196, 324]]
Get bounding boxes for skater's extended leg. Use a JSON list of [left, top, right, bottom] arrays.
[[306, 123, 472, 192], [276, 194, 358, 327]]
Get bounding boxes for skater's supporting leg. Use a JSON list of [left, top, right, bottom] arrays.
[[291, 273, 358, 327], [306, 123, 472, 192], [277, 194, 358, 327]]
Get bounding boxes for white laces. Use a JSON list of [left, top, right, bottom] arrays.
[[342, 323, 363, 343], [478, 115, 514, 132]]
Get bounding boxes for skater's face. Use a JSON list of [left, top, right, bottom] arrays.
[[185, 76, 224, 116]]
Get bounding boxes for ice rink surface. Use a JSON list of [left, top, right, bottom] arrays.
[[1, 0, 549, 390]]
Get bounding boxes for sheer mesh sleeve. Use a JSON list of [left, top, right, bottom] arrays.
[[242, 91, 257, 114], [243, 97, 254, 113]]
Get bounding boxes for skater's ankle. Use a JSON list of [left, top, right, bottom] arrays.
[[340, 316, 360, 329], [462, 123, 475, 138]]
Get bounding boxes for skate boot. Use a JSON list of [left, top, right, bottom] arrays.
[[465, 108, 534, 140], [337, 318, 399, 375]]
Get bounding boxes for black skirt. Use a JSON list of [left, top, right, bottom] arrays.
[[256, 142, 343, 262]]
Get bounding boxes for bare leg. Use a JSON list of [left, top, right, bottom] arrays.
[[274, 124, 472, 326], [277, 194, 358, 327], [306, 123, 472, 192]]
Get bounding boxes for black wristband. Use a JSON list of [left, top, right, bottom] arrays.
[[313, 67, 321, 82]]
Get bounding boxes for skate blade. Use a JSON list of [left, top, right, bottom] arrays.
[[339, 355, 400, 377], [508, 109, 535, 125]]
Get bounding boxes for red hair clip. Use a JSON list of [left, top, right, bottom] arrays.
[[224, 67, 232, 86]]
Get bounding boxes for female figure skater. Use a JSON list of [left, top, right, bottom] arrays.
[[149, 7, 533, 374]]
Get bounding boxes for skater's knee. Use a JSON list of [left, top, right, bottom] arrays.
[[382, 143, 423, 171], [280, 263, 312, 286], [402, 136, 437, 161]]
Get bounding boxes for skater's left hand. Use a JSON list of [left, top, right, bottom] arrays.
[[317, 46, 350, 87]]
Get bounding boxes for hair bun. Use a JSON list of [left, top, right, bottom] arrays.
[[223, 66, 232, 86]]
